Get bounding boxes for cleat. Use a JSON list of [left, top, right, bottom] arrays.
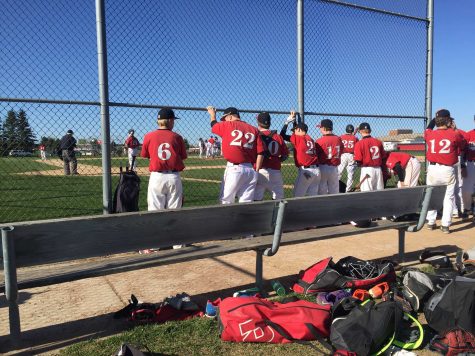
[[426, 224, 436, 231], [440, 226, 450, 234]]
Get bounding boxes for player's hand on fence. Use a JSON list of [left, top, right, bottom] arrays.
[[207, 106, 216, 119], [285, 111, 296, 125]]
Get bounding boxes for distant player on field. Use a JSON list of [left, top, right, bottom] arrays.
[[124, 129, 140, 171], [338, 124, 358, 192], [207, 106, 265, 204]]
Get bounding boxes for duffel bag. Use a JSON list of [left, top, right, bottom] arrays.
[[293, 256, 396, 295], [217, 296, 331, 344]]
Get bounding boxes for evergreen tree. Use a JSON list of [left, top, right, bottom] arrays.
[[40, 136, 60, 152], [3, 110, 17, 151], [16, 109, 36, 151]]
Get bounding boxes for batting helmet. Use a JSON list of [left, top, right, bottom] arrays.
[[345, 124, 354, 134]]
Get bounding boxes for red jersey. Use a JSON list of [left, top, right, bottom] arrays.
[[354, 136, 385, 167], [424, 128, 464, 166], [141, 129, 187, 172], [316, 134, 344, 166], [463, 129, 475, 161], [125, 136, 140, 149], [385, 152, 411, 170], [258, 130, 289, 170], [208, 138, 215, 145], [290, 134, 320, 167], [212, 120, 265, 164], [340, 134, 359, 154], [39, 145, 45, 150]]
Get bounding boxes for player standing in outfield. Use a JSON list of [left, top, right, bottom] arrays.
[[353, 122, 385, 191], [124, 129, 140, 171], [280, 111, 322, 197], [425, 109, 466, 234], [316, 119, 344, 195], [198, 138, 206, 158], [254, 112, 289, 200], [462, 118, 475, 220], [141, 108, 187, 211], [338, 124, 358, 192], [383, 150, 421, 188], [206, 136, 214, 158], [39, 144, 47, 161], [207, 106, 265, 204]]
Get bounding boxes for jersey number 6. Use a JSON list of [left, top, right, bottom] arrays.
[[157, 143, 172, 160]]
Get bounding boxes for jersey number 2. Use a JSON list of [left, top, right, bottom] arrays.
[[230, 130, 256, 149], [429, 139, 451, 154]]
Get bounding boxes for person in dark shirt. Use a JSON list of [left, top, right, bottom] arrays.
[[59, 129, 78, 175]]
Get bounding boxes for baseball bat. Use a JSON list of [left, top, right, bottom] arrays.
[[348, 174, 370, 192]]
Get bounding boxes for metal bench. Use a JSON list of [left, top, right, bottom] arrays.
[[0, 185, 445, 345]]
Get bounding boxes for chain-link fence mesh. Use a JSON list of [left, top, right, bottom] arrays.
[[0, 0, 429, 223]]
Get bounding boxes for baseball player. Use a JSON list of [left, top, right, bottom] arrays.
[[207, 106, 265, 204], [39, 144, 46, 161], [198, 138, 206, 158], [462, 119, 475, 220], [254, 112, 289, 200], [338, 124, 359, 192], [124, 129, 140, 171], [206, 136, 214, 158], [280, 111, 322, 197], [353, 122, 385, 191], [425, 109, 466, 233], [58, 129, 78, 175], [383, 150, 421, 188], [449, 119, 467, 217], [141, 108, 187, 211], [316, 119, 344, 195]]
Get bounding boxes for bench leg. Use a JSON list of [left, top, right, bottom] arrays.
[[255, 249, 264, 292], [2, 227, 21, 347], [398, 228, 406, 263]]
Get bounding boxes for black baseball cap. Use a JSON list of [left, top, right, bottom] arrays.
[[358, 122, 371, 131], [158, 108, 179, 120], [220, 107, 240, 121], [292, 122, 308, 132], [435, 109, 452, 119], [257, 112, 271, 126], [67, 129, 74, 135], [128, 129, 135, 134], [320, 119, 333, 130]]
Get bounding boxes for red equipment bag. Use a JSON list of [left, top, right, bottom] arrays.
[[217, 296, 331, 344], [429, 328, 475, 356], [293, 257, 396, 295]]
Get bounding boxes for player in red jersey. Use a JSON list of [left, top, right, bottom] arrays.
[[141, 108, 187, 211], [316, 119, 344, 195], [39, 144, 46, 161], [353, 122, 385, 191], [124, 129, 140, 171], [207, 106, 265, 204], [448, 119, 468, 217], [280, 111, 322, 197], [425, 109, 466, 233], [338, 124, 359, 192], [383, 150, 421, 188], [254, 112, 289, 200], [462, 118, 475, 220]]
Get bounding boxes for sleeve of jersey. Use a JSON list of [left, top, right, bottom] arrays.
[[140, 136, 150, 158], [211, 122, 222, 136], [256, 134, 266, 155], [353, 142, 362, 162]]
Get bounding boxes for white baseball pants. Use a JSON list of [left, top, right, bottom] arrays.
[[147, 172, 183, 210], [293, 166, 321, 197], [462, 161, 475, 213], [426, 163, 456, 227], [452, 159, 464, 213], [128, 148, 138, 170], [220, 162, 258, 204], [254, 168, 285, 200], [318, 164, 339, 195], [359, 167, 384, 192], [397, 157, 421, 188], [338, 153, 356, 192]]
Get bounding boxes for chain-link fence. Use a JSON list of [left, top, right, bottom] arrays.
[[0, 0, 430, 223]]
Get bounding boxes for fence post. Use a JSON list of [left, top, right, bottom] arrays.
[[424, 0, 434, 125], [297, 0, 305, 122], [95, 0, 112, 214], [2, 226, 21, 346]]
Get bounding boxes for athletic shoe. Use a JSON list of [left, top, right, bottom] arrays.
[[316, 289, 352, 306], [173, 245, 183, 249], [459, 211, 469, 219], [426, 224, 436, 231], [205, 299, 221, 318], [440, 226, 450, 234]]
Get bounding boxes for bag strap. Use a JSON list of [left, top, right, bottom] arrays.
[[263, 320, 333, 354], [392, 312, 424, 350]]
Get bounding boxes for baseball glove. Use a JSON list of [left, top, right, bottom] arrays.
[[430, 328, 475, 356]]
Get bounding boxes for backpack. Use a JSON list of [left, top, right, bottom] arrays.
[[293, 257, 396, 295], [424, 276, 475, 335], [429, 328, 475, 356], [217, 296, 331, 344], [113, 163, 140, 213]]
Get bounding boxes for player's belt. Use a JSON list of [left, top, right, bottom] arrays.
[[156, 170, 178, 173], [428, 162, 452, 166], [302, 165, 319, 169]]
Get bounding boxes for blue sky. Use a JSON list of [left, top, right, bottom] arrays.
[[0, 0, 473, 144]]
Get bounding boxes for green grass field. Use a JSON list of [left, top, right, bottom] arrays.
[[0, 155, 425, 223]]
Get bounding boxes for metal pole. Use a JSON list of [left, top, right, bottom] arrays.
[[96, 0, 112, 214], [2, 226, 21, 346], [425, 0, 434, 125], [297, 0, 305, 122]]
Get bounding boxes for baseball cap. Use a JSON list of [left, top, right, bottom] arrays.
[[67, 129, 74, 135], [128, 129, 135, 134], [346, 124, 355, 133], [358, 122, 371, 131], [220, 107, 239, 121], [434, 109, 452, 119], [158, 108, 179, 120], [320, 119, 333, 130], [292, 122, 308, 132], [257, 112, 271, 126]]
